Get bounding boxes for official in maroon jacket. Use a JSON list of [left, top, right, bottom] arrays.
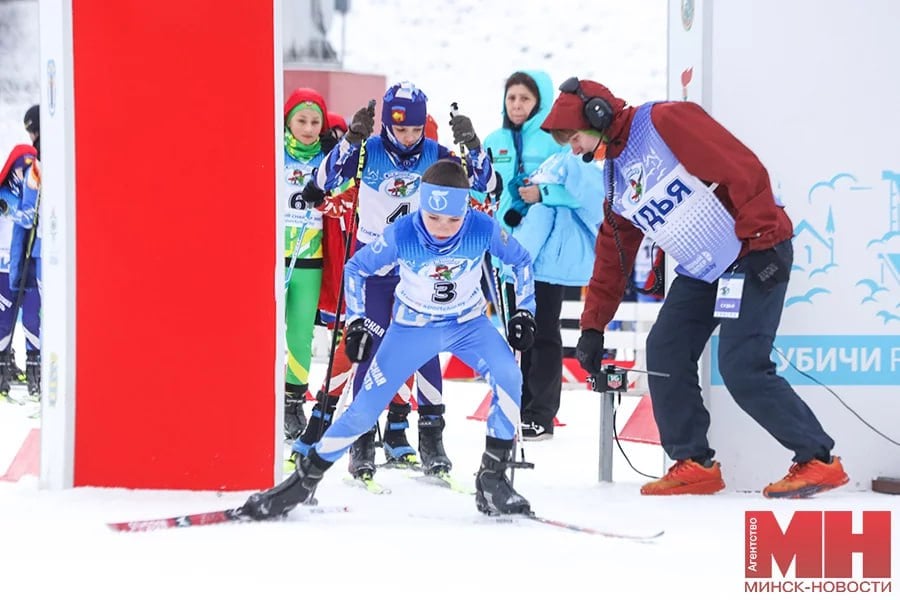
[[540, 78, 847, 499]]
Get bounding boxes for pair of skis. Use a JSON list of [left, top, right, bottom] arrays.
[[108, 502, 663, 540]]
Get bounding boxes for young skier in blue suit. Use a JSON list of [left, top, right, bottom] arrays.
[[242, 159, 537, 518], [295, 81, 494, 479]]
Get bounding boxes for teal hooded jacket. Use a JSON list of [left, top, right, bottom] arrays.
[[481, 69, 606, 286], [481, 70, 575, 227]]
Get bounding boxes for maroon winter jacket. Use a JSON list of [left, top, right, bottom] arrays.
[[581, 101, 794, 332]]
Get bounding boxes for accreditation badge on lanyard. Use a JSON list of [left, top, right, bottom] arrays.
[[713, 273, 745, 319]]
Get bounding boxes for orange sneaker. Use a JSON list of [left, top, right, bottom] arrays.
[[763, 457, 849, 498], [640, 459, 726, 495]]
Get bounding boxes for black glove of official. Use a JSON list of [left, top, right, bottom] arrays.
[[506, 310, 536, 351], [743, 246, 790, 292], [575, 329, 606, 374], [503, 209, 523, 227], [344, 319, 374, 363], [299, 179, 326, 209], [449, 114, 481, 151], [344, 102, 375, 146]]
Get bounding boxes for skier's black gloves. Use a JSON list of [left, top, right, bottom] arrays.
[[345, 103, 375, 146], [506, 310, 536, 351], [743, 246, 790, 293], [503, 209, 523, 228], [300, 179, 326, 209], [344, 319, 374, 363], [575, 329, 606, 375], [449, 114, 480, 151]]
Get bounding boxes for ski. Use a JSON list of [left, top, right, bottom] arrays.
[[409, 511, 663, 540], [108, 504, 349, 532], [522, 513, 664, 540], [411, 471, 475, 495], [376, 455, 420, 470], [2, 393, 25, 406], [109, 507, 245, 532], [343, 473, 391, 495], [377, 460, 472, 494]]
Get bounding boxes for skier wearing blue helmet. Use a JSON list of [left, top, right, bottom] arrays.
[[292, 81, 496, 491]]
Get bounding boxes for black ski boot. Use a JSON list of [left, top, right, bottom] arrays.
[[382, 402, 417, 465], [0, 353, 11, 396], [475, 441, 531, 515], [292, 390, 339, 456], [283, 383, 308, 441], [25, 351, 40, 398], [8, 349, 25, 385], [241, 450, 332, 520], [418, 404, 452, 475], [348, 426, 377, 479]]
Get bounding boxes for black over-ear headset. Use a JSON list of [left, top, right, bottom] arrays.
[[558, 77, 614, 132]]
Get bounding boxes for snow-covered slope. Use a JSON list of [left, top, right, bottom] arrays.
[[328, 0, 667, 138]]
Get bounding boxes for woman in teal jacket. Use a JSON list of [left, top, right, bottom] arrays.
[[482, 70, 605, 440]]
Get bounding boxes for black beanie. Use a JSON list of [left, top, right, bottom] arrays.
[[24, 105, 40, 135]]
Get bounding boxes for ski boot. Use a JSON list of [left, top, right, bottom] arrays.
[[292, 390, 339, 457], [25, 351, 40, 398], [0, 352, 12, 396], [418, 404, 452, 475], [475, 442, 532, 515], [348, 426, 377, 479], [283, 383, 308, 441], [382, 402, 418, 467], [241, 450, 331, 520], [8, 349, 25, 385]]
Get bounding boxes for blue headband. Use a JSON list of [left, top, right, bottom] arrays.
[[419, 182, 469, 217]]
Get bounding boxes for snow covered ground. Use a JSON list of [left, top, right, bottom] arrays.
[[2, 359, 898, 598]]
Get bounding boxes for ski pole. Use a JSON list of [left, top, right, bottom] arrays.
[[306, 101, 374, 504], [453, 102, 527, 478], [313, 99, 374, 442], [449, 102, 469, 179]]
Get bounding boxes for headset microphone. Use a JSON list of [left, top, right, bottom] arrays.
[[582, 152, 594, 163]]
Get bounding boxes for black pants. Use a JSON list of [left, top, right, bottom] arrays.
[[645, 241, 834, 464], [508, 281, 566, 431]]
